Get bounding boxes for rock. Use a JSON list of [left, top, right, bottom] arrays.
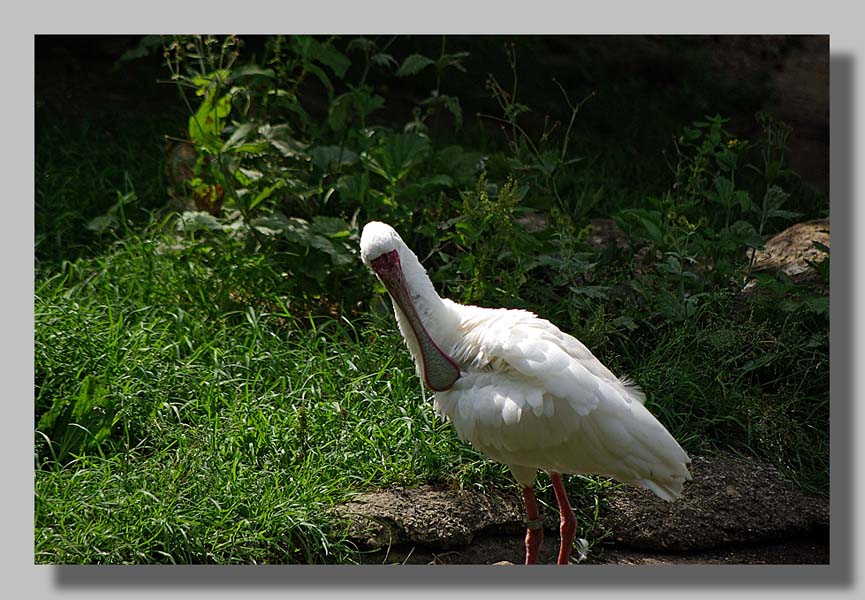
[[602, 451, 829, 552], [751, 219, 830, 277], [334, 483, 527, 550], [334, 451, 829, 564], [742, 218, 830, 293], [586, 218, 629, 249], [515, 212, 549, 233]]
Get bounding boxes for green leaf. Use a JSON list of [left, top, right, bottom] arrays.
[[443, 94, 463, 129], [292, 36, 350, 79], [742, 352, 778, 373], [766, 209, 803, 221], [249, 180, 286, 211], [308, 234, 354, 266], [423, 174, 454, 187], [803, 296, 829, 316], [614, 208, 665, 245], [229, 64, 276, 81], [568, 285, 611, 299], [347, 37, 376, 54], [86, 213, 119, 233], [712, 175, 734, 206], [291, 35, 318, 60], [250, 212, 291, 235], [348, 85, 385, 117], [311, 215, 352, 237], [315, 44, 351, 78], [729, 220, 764, 249], [334, 172, 369, 203], [192, 69, 232, 91], [396, 54, 435, 77], [117, 35, 162, 63], [366, 132, 431, 183], [271, 91, 311, 129], [639, 216, 663, 244], [437, 51, 470, 73], [371, 52, 397, 69], [222, 122, 256, 153], [175, 211, 226, 232], [763, 185, 790, 212], [189, 93, 232, 149], [329, 93, 351, 131], [303, 61, 334, 93], [259, 124, 309, 159], [37, 374, 117, 461], [610, 315, 639, 332], [504, 102, 531, 121], [310, 145, 359, 171], [85, 191, 136, 233], [435, 146, 482, 184]]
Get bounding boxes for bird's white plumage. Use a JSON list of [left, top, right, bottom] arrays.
[[360, 221, 691, 501], [434, 303, 690, 499]]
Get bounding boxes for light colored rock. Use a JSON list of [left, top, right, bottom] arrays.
[[743, 218, 829, 293], [750, 218, 830, 278], [334, 483, 526, 550]]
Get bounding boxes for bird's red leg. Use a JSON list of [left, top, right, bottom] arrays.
[[521, 485, 543, 564], [550, 472, 576, 565]]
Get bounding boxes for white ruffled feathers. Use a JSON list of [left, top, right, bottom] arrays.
[[434, 302, 691, 500]]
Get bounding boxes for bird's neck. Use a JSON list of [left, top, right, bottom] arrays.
[[391, 250, 460, 372]]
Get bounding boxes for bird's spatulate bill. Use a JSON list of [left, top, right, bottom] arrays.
[[371, 250, 460, 391]]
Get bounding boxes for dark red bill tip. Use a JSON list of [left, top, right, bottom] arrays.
[[370, 249, 400, 276]]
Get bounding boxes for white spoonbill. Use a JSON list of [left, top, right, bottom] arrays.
[[360, 221, 691, 565]]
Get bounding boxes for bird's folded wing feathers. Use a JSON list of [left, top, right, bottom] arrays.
[[487, 320, 646, 413], [436, 317, 689, 495]]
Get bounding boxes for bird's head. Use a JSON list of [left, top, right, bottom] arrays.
[[360, 221, 404, 270], [360, 221, 460, 392]]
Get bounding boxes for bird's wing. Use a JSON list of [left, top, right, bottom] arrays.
[[485, 314, 645, 409], [436, 312, 690, 498]]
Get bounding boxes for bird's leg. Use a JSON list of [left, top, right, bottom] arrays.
[[550, 472, 577, 565], [521, 485, 544, 565]]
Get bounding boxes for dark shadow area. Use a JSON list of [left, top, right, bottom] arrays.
[[35, 35, 829, 265]]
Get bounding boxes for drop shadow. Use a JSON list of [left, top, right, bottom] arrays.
[[47, 50, 851, 594]]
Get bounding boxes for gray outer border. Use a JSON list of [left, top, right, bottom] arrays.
[[7, 1, 862, 597]]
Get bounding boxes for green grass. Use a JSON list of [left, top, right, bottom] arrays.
[[33, 221, 827, 563], [35, 110, 179, 266], [34, 230, 515, 563]]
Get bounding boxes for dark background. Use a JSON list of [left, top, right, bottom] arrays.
[[35, 34, 828, 191]]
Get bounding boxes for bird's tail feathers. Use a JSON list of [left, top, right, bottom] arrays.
[[634, 463, 693, 501], [618, 375, 646, 404]]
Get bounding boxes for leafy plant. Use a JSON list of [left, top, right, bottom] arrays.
[[399, 36, 469, 132], [433, 174, 542, 305]]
